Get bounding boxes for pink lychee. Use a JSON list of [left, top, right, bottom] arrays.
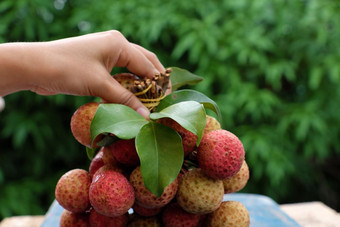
[[59, 210, 89, 227], [70, 102, 101, 148], [162, 203, 201, 227], [89, 208, 129, 227], [132, 203, 163, 217], [129, 166, 178, 208], [55, 169, 91, 213], [197, 129, 245, 180], [89, 168, 135, 217], [158, 118, 197, 156], [108, 139, 140, 167]]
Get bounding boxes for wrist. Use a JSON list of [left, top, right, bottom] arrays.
[[0, 43, 52, 96]]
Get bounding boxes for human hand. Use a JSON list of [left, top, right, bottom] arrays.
[[0, 30, 165, 118]]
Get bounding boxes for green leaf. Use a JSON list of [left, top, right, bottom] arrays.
[[96, 134, 120, 147], [150, 101, 206, 145], [157, 89, 222, 122], [170, 67, 203, 91], [90, 104, 148, 145], [86, 147, 99, 160], [136, 122, 184, 197]]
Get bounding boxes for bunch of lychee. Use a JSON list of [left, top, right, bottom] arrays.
[[55, 102, 250, 227]]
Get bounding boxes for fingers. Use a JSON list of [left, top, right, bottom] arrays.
[[95, 76, 150, 119], [109, 31, 164, 79], [116, 43, 159, 79], [131, 43, 165, 74]]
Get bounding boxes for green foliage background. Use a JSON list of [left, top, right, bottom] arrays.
[[1, 0, 340, 219]]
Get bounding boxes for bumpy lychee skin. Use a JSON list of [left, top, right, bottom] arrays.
[[70, 102, 100, 148], [128, 215, 161, 227], [89, 169, 135, 217], [59, 210, 89, 227], [203, 115, 221, 135], [89, 147, 124, 179], [132, 203, 163, 217], [109, 139, 140, 166], [55, 169, 91, 213], [92, 164, 124, 181], [101, 146, 116, 164], [89, 149, 105, 178], [162, 203, 201, 227], [207, 201, 250, 227], [176, 168, 224, 215], [89, 209, 129, 227], [197, 129, 245, 180], [129, 166, 178, 208], [159, 118, 197, 156], [223, 160, 249, 193]]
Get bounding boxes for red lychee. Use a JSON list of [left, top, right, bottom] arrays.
[[59, 210, 89, 227], [89, 169, 135, 217], [128, 215, 162, 227], [89, 209, 129, 227], [158, 118, 197, 156], [91, 164, 124, 182], [108, 139, 140, 167], [162, 203, 201, 227], [101, 145, 117, 165], [55, 169, 91, 213], [70, 102, 100, 148], [89, 149, 105, 178], [129, 166, 178, 208], [132, 203, 163, 217], [197, 129, 245, 180]]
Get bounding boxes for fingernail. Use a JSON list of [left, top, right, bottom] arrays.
[[137, 107, 150, 119]]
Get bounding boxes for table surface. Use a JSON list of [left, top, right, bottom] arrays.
[[1, 193, 340, 227]]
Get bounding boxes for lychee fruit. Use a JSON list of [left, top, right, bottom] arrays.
[[101, 145, 118, 165], [162, 203, 201, 227], [132, 203, 163, 217], [203, 115, 221, 135], [207, 201, 250, 227], [89, 168, 135, 217], [89, 146, 123, 179], [223, 160, 249, 194], [176, 168, 224, 214], [89, 209, 129, 227], [109, 139, 140, 167], [70, 102, 100, 148], [129, 166, 178, 208], [158, 118, 197, 156], [91, 164, 124, 181], [55, 169, 91, 213], [197, 129, 245, 180], [128, 215, 161, 227], [59, 210, 89, 227], [89, 149, 105, 178]]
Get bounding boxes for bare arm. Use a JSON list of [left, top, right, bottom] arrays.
[[0, 30, 165, 118]]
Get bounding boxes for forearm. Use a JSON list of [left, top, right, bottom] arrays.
[[0, 43, 52, 96]]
